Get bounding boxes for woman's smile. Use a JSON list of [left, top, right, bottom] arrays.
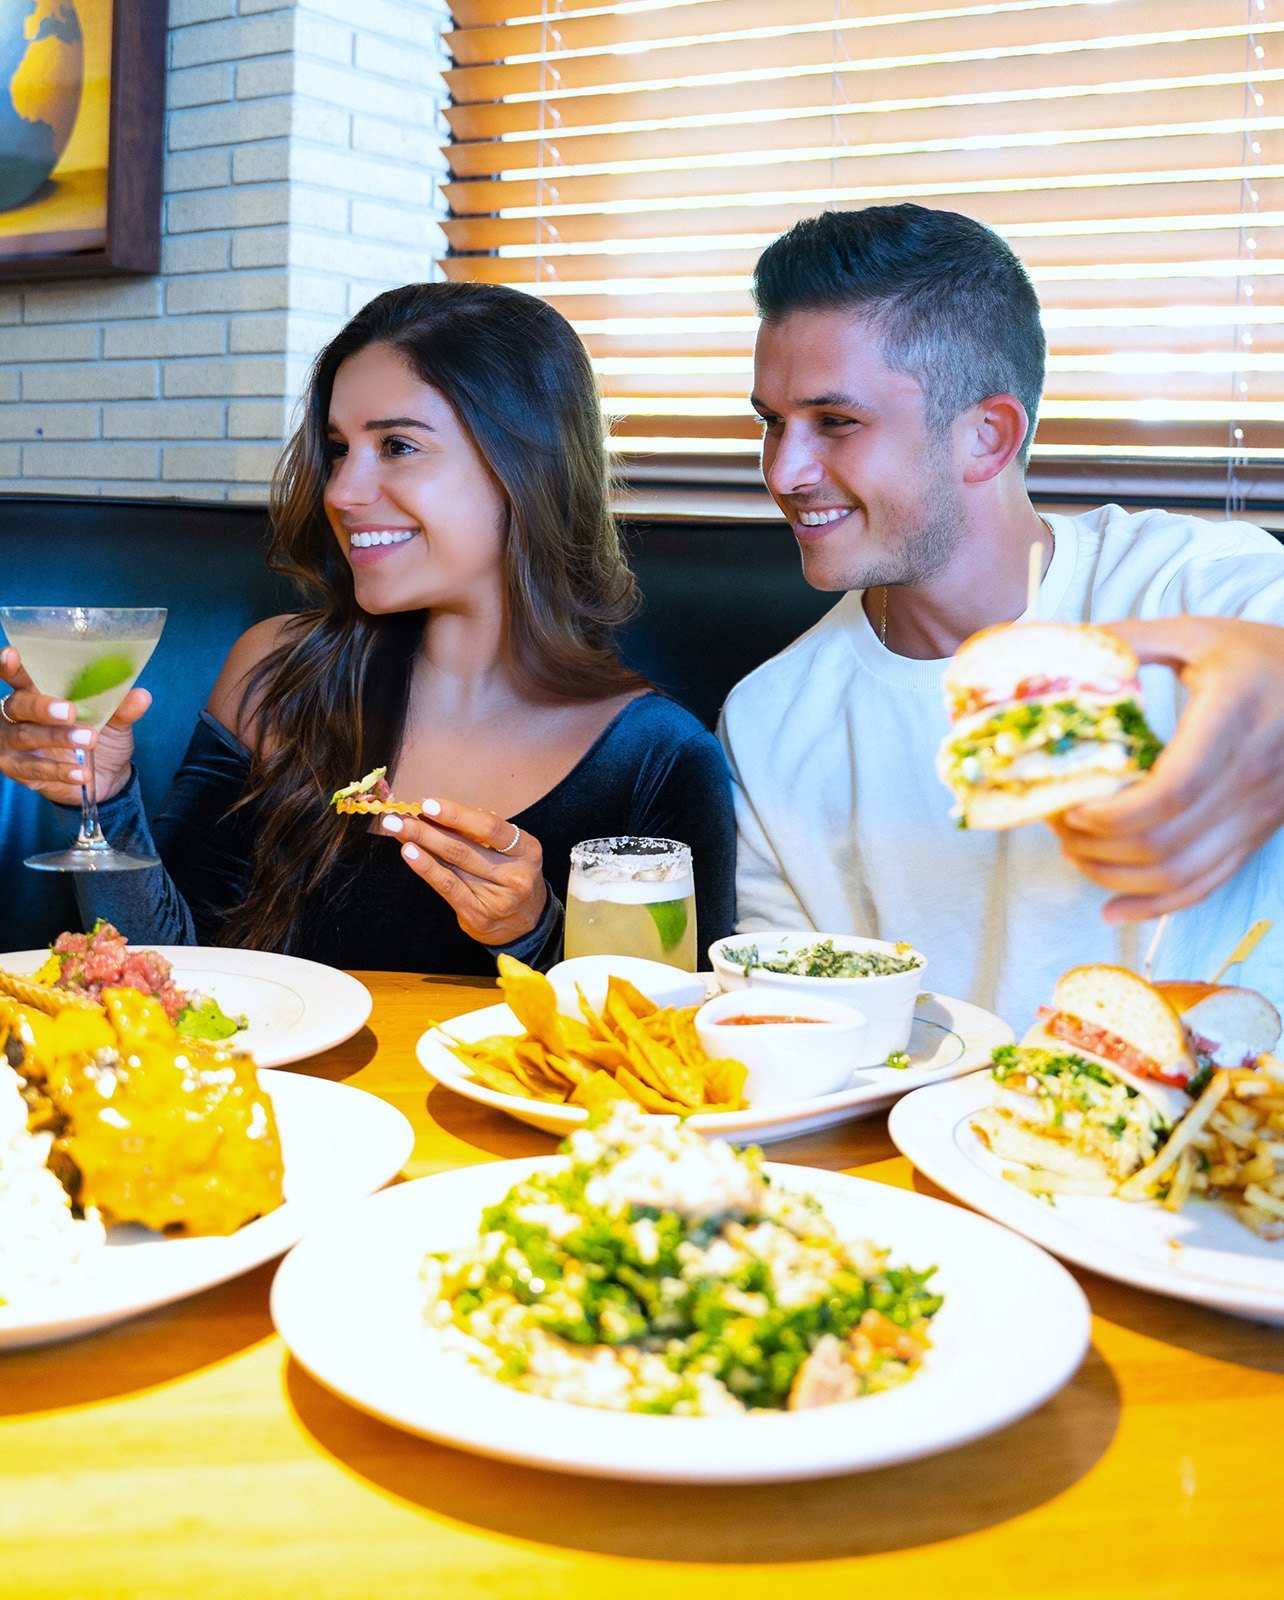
[[344, 525, 422, 563]]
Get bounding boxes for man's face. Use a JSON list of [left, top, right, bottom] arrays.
[[752, 308, 965, 593]]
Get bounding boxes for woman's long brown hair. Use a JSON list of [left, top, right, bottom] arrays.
[[221, 282, 648, 951]]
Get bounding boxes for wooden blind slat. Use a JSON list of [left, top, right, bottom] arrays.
[[445, 124, 1283, 218], [447, 0, 1145, 62], [447, 55, 1278, 174], [447, 2, 1266, 103], [441, 0, 1284, 466], [445, 21, 1278, 140]]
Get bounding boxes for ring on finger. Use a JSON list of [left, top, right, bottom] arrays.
[[497, 822, 522, 855], [0, 696, 14, 725]]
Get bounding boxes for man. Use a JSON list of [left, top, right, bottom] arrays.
[[718, 204, 1284, 1026]]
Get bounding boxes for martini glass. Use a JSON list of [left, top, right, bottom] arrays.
[[0, 606, 167, 872]]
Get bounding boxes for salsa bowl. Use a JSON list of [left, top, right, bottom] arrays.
[[708, 931, 926, 1067]]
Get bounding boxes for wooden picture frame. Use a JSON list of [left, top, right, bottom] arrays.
[[0, 0, 166, 280]]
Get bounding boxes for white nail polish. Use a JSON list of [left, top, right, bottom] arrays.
[[50, 701, 72, 721], [403, 843, 419, 861], [422, 798, 441, 816], [69, 728, 93, 746], [382, 814, 403, 833]]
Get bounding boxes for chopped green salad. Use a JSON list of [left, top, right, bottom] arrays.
[[941, 698, 1163, 792], [720, 937, 923, 980], [422, 1105, 941, 1416]]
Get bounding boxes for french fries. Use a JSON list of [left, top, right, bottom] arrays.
[[441, 956, 749, 1114], [1128, 1054, 1284, 1237]]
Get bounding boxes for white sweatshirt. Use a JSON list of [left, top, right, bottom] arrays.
[[718, 504, 1284, 1032]]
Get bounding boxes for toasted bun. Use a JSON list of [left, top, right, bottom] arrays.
[[944, 621, 1139, 704], [972, 1107, 1116, 1183], [1051, 964, 1196, 1079], [958, 767, 1137, 830], [1154, 981, 1282, 1057], [1151, 980, 1219, 1012]]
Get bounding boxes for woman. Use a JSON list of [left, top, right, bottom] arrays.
[[0, 283, 736, 972]]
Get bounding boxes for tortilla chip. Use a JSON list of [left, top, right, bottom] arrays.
[[496, 956, 565, 1051], [604, 1000, 704, 1106], [701, 1057, 749, 1109], [462, 1052, 536, 1099], [0, 969, 101, 1016], [512, 1040, 576, 1097], [568, 1071, 634, 1110], [613, 1064, 692, 1114], [447, 965, 750, 1117], [669, 1011, 705, 1071], [605, 975, 659, 1021]]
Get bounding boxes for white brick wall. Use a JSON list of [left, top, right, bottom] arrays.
[[0, 0, 451, 501]]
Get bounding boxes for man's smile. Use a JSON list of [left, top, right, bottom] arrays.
[[795, 508, 853, 528]]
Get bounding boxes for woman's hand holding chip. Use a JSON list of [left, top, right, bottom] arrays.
[[380, 796, 548, 945]]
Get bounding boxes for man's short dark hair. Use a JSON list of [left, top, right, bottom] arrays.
[[753, 205, 1046, 465]]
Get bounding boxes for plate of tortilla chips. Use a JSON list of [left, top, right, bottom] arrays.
[[416, 957, 1014, 1144]]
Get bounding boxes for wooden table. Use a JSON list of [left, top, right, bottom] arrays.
[[4, 972, 1283, 1600]]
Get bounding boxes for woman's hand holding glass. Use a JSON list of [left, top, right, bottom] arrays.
[[0, 644, 152, 807], [379, 796, 548, 946]]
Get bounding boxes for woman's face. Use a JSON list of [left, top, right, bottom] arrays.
[[323, 341, 508, 616]]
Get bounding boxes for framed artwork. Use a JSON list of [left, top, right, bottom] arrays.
[[0, 0, 166, 279]]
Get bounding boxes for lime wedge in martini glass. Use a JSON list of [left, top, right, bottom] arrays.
[[0, 606, 167, 873]]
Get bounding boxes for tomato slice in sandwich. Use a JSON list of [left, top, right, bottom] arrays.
[[1037, 1007, 1190, 1087]]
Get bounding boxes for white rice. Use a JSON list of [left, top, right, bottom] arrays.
[[0, 1061, 104, 1304]]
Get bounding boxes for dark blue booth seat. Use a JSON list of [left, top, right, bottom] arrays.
[[1, 493, 830, 951]]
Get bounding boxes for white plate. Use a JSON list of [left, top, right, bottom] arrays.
[[417, 992, 1012, 1144], [271, 1158, 1088, 1482], [889, 1075, 1284, 1326], [0, 1071, 414, 1350], [0, 946, 373, 1068]]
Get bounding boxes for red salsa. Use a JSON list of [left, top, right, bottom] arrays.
[[718, 1014, 828, 1026]]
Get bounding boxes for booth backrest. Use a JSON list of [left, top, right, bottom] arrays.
[[1, 494, 831, 949]]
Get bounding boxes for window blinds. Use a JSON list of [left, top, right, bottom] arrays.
[[443, 0, 1281, 505]]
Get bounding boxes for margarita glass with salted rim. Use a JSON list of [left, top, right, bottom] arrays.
[[0, 606, 167, 873], [564, 836, 697, 971]]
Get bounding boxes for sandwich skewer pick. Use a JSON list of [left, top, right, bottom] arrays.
[[1142, 913, 1170, 981], [1209, 919, 1272, 984]]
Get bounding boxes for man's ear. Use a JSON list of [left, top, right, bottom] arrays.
[[957, 394, 1029, 483]]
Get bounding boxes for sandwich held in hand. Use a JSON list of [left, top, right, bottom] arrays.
[[330, 767, 421, 817], [937, 621, 1163, 829]]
